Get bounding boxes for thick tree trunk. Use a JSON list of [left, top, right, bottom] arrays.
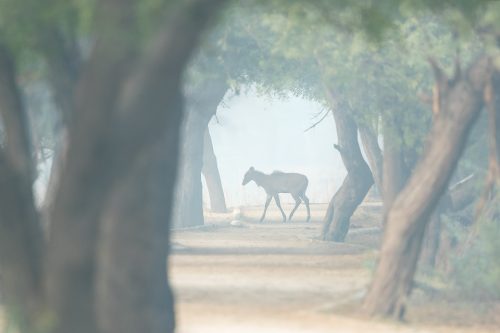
[[362, 57, 491, 320], [359, 124, 383, 196], [420, 206, 442, 268], [45, 1, 225, 333], [0, 1, 225, 332], [202, 128, 227, 212], [321, 88, 373, 242], [96, 129, 180, 333], [173, 80, 227, 227]]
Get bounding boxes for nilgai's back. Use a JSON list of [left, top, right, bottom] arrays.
[[269, 171, 308, 194]]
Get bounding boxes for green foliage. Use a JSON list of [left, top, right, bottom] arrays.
[[209, 1, 486, 158]]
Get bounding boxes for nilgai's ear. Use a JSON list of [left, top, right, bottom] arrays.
[[250, 166, 254, 171]]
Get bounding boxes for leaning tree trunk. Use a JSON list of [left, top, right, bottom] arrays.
[[362, 57, 491, 320], [0, 1, 225, 333], [202, 128, 227, 212], [44, 2, 225, 333], [173, 80, 227, 227], [359, 124, 383, 196], [321, 88, 373, 242]]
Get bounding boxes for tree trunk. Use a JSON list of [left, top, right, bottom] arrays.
[[45, 1, 225, 332], [359, 124, 383, 196], [382, 115, 409, 215], [362, 57, 491, 320], [321, 88, 373, 242], [420, 206, 442, 268], [0, 44, 44, 330], [202, 128, 227, 212], [173, 110, 209, 227], [0, 1, 225, 332], [96, 129, 179, 333], [173, 80, 227, 227], [38, 25, 81, 228]]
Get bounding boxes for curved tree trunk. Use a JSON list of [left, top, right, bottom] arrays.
[[359, 124, 383, 196], [173, 80, 227, 227], [321, 88, 373, 242], [0, 1, 225, 332], [362, 57, 491, 320], [202, 128, 227, 212], [45, 2, 225, 333]]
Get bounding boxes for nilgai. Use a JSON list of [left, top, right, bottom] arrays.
[[242, 167, 311, 222]]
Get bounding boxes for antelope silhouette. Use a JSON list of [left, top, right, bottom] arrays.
[[242, 167, 311, 223]]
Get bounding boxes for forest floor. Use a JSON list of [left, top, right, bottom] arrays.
[[171, 202, 500, 333]]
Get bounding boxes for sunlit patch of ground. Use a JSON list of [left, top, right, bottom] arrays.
[[171, 203, 500, 333]]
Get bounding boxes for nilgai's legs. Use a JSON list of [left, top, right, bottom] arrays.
[[274, 194, 287, 222], [260, 195, 272, 222], [288, 194, 302, 221], [300, 193, 311, 222]]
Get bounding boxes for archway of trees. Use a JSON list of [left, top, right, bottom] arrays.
[[0, 0, 499, 332]]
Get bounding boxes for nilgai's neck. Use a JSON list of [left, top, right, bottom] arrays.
[[252, 171, 269, 188]]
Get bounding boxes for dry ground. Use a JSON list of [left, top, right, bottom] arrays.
[[1, 203, 498, 332], [171, 203, 500, 333]]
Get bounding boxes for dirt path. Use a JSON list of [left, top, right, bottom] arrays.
[[171, 204, 500, 333]]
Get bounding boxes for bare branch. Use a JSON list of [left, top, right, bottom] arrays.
[[428, 58, 451, 119], [304, 109, 330, 132]]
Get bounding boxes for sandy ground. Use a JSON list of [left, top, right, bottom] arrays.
[[1, 203, 498, 332], [171, 203, 500, 333]]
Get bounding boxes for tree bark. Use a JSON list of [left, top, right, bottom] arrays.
[[96, 130, 179, 333], [0, 44, 43, 330], [45, 1, 226, 333], [39, 27, 81, 222], [202, 128, 228, 212], [382, 115, 409, 215], [173, 80, 227, 227], [0, 1, 225, 332], [359, 124, 383, 196], [362, 57, 492, 320], [321, 88, 373, 242]]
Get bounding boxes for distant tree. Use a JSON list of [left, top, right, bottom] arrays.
[[202, 128, 228, 212]]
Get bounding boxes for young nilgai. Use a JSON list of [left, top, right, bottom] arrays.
[[242, 167, 311, 222]]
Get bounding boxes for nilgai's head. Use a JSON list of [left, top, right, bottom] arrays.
[[242, 167, 255, 185]]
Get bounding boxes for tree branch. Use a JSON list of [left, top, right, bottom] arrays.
[[304, 109, 330, 132], [113, 0, 228, 160]]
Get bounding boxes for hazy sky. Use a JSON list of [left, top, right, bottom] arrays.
[[205, 88, 347, 208]]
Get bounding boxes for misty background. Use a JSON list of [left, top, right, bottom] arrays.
[[203, 87, 345, 208]]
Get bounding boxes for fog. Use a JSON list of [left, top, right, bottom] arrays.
[[204, 88, 346, 208]]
